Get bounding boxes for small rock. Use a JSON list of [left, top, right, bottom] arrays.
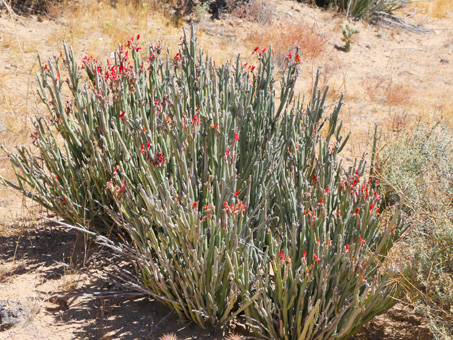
[[0, 303, 24, 331], [4, 65, 11, 70], [286, 12, 293, 17], [365, 44, 372, 49], [440, 58, 449, 63]]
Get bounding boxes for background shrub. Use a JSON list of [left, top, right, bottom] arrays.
[[311, 0, 410, 18], [377, 123, 453, 339]]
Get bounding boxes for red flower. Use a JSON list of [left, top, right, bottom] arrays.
[[192, 114, 200, 126], [325, 188, 329, 194], [192, 202, 197, 209], [224, 202, 229, 212], [328, 239, 332, 246], [359, 236, 366, 244], [119, 183, 126, 193], [140, 144, 145, 154], [174, 53, 181, 61], [285, 51, 292, 59], [313, 254, 321, 262], [312, 174, 317, 182], [260, 48, 266, 55], [225, 150, 230, 156], [253, 46, 259, 53], [345, 244, 350, 254], [353, 208, 359, 216], [234, 133, 239, 141], [278, 252, 285, 259], [296, 54, 302, 64], [302, 251, 307, 261], [233, 190, 240, 197]]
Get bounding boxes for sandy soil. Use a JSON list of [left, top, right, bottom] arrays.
[[0, 1, 452, 339]]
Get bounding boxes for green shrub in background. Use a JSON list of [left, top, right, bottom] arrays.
[[378, 124, 453, 339], [1, 25, 408, 337], [313, 0, 410, 18]]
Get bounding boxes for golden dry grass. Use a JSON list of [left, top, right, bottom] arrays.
[[45, 0, 185, 58], [412, 0, 453, 18]]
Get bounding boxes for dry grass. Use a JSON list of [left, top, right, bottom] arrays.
[[247, 21, 328, 66], [411, 0, 453, 18], [45, 0, 185, 58], [385, 83, 414, 106]]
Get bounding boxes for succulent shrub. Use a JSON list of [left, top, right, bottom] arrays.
[[378, 124, 453, 339], [340, 24, 359, 52], [1, 24, 407, 337], [106, 29, 406, 336]]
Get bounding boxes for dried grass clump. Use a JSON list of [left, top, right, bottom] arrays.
[[413, 0, 453, 18], [248, 21, 328, 66]]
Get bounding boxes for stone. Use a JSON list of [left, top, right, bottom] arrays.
[[0, 302, 24, 331]]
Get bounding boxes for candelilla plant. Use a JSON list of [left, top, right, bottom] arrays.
[[106, 28, 294, 327], [1, 24, 408, 337]]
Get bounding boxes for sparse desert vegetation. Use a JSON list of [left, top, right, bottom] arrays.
[[0, 0, 452, 339]]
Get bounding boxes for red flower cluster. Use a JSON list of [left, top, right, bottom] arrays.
[[278, 252, 291, 264], [153, 152, 167, 167], [224, 201, 246, 215]]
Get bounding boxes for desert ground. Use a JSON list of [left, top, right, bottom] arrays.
[[0, 0, 452, 339]]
